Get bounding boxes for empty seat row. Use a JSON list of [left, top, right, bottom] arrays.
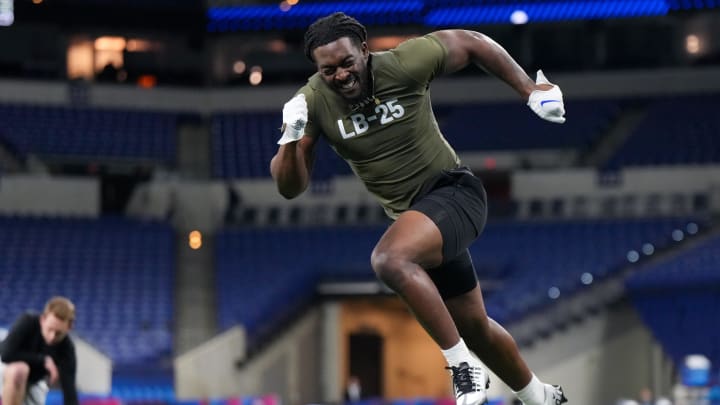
[[0, 216, 175, 366], [216, 217, 696, 333], [0, 103, 178, 163]]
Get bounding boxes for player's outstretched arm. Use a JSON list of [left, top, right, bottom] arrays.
[[433, 29, 565, 123], [270, 93, 317, 199]]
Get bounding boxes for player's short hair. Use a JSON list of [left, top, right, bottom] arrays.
[[44, 296, 76, 325], [304, 12, 367, 62]]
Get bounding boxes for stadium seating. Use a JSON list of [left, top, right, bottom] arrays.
[[0, 216, 175, 366], [0, 103, 178, 163], [474, 218, 698, 322], [215, 217, 696, 336], [210, 99, 621, 179], [214, 226, 382, 334], [626, 233, 720, 370], [605, 93, 720, 168], [433, 99, 621, 151], [212, 94, 720, 178], [211, 111, 351, 179]]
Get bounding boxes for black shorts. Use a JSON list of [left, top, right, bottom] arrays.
[[410, 166, 488, 299]]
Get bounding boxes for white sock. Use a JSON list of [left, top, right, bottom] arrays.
[[441, 339, 473, 367], [513, 374, 546, 405]]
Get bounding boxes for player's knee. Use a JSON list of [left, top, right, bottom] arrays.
[[371, 249, 412, 288], [5, 362, 30, 388]]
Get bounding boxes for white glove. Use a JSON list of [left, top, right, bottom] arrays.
[[527, 70, 566, 124], [277, 94, 308, 145]]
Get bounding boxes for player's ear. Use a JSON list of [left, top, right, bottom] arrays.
[[361, 42, 369, 58]]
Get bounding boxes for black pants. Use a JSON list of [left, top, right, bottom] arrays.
[[410, 167, 488, 299]]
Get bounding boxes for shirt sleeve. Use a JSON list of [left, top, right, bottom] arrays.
[[0, 314, 46, 369], [55, 339, 79, 405], [391, 33, 448, 87]]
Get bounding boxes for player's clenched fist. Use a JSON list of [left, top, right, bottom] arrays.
[[527, 70, 566, 124], [277, 93, 308, 145]]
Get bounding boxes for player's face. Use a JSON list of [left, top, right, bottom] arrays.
[[313, 37, 369, 102], [40, 313, 71, 345]]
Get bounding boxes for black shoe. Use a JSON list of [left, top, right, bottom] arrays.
[[446, 362, 490, 405]]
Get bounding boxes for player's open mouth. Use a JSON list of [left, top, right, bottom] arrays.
[[339, 77, 357, 92]]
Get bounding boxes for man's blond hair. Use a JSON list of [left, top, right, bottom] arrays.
[[44, 296, 76, 326]]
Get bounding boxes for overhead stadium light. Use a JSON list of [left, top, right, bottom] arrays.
[[510, 9, 529, 24]]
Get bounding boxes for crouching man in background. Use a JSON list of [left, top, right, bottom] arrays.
[[0, 297, 78, 405]]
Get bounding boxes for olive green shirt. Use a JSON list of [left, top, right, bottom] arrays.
[[298, 33, 461, 219]]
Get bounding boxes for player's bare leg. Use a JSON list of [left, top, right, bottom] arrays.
[[371, 210, 456, 346], [445, 285, 532, 389], [446, 286, 568, 405], [371, 210, 489, 405]]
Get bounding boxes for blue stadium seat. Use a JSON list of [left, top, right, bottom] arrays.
[[0, 103, 179, 163], [210, 99, 620, 179], [211, 111, 351, 179], [434, 99, 620, 151], [0, 216, 175, 366], [627, 234, 720, 372], [215, 217, 695, 334], [605, 94, 720, 168]]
